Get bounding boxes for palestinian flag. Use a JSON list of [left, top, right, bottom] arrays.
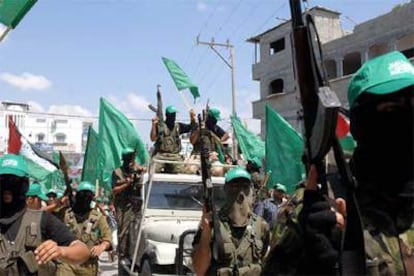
[[7, 116, 64, 189], [336, 110, 356, 153]]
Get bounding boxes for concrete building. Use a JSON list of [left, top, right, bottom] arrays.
[[248, 2, 414, 136], [0, 101, 93, 155]]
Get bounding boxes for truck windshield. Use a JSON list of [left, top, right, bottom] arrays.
[[147, 181, 225, 210]]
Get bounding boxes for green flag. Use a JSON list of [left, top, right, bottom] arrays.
[[231, 115, 265, 161], [97, 98, 149, 190], [162, 57, 200, 100], [81, 126, 99, 184], [0, 0, 37, 29], [265, 104, 305, 194]]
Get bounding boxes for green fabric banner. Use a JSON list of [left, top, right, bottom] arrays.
[[265, 104, 305, 194], [0, 0, 37, 28], [81, 126, 99, 184], [231, 115, 265, 162], [162, 57, 200, 100], [97, 98, 149, 191]]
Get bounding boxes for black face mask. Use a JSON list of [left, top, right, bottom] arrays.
[[206, 115, 217, 130], [350, 88, 413, 234], [73, 191, 93, 215], [0, 175, 29, 219], [351, 89, 413, 183], [165, 112, 176, 130]]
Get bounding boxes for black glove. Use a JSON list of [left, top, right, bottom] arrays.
[[298, 189, 339, 275]]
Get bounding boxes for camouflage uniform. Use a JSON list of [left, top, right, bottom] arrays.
[[263, 181, 414, 275], [112, 163, 143, 272], [57, 208, 112, 276], [153, 121, 185, 173], [0, 209, 58, 275]]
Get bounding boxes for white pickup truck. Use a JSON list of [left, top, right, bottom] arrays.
[[121, 164, 225, 275]]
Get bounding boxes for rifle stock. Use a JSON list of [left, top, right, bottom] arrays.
[[289, 0, 365, 274]]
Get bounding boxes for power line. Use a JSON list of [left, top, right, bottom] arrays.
[[213, 0, 245, 37]]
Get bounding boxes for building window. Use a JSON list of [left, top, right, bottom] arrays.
[[270, 38, 285, 55], [55, 133, 66, 143], [269, 79, 284, 95], [55, 119, 68, 124], [36, 118, 46, 123], [369, 43, 388, 59], [37, 133, 45, 142], [343, 52, 361, 76], [397, 33, 414, 59]]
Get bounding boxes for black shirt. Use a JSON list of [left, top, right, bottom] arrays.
[[1, 211, 76, 246], [177, 122, 193, 135], [209, 124, 226, 139]]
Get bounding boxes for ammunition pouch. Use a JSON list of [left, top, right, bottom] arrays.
[[217, 263, 262, 276]]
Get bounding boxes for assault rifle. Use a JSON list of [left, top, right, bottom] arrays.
[[59, 151, 74, 206], [148, 84, 164, 138], [289, 0, 365, 274], [198, 110, 224, 262]]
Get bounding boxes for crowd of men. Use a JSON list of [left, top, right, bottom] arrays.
[[190, 51, 414, 275], [0, 49, 412, 276]]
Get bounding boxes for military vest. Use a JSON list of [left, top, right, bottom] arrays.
[[64, 208, 101, 249], [211, 213, 264, 275], [156, 122, 181, 154], [0, 209, 57, 275], [192, 129, 218, 155], [113, 165, 143, 210]]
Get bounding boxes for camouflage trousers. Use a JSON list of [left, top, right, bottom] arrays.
[[116, 204, 142, 276], [153, 152, 184, 174], [57, 259, 98, 276]]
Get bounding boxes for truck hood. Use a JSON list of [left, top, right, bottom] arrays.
[[143, 216, 199, 244]]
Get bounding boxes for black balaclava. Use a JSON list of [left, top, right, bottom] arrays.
[[122, 153, 135, 173], [206, 115, 217, 131], [165, 112, 176, 130], [73, 190, 94, 218], [0, 175, 29, 222], [350, 87, 413, 235]]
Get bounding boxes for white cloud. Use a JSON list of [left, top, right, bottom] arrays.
[[48, 104, 94, 117], [127, 93, 150, 112], [27, 101, 46, 112], [106, 93, 151, 116], [0, 72, 52, 91], [197, 1, 207, 12]]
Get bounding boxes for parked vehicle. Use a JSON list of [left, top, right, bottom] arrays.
[[121, 160, 226, 275]]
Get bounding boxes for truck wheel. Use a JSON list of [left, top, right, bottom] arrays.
[[140, 259, 152, 276]]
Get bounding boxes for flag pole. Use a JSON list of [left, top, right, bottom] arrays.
[[179, 91, 192, 111], [95, 179, 100, 197], [0, 27, 11, 43]]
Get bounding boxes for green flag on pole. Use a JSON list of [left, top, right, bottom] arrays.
[[265, 104, 305, 194], [231, 115, 265, 161], [162, 57, 200, 100], [0, 0, 37, 28], [97, 98, 149, 191], [81, 126, 99, 184]]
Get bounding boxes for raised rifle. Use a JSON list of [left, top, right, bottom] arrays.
[[198, 109, 224, 262], [148, 85, 164, 144], [59, 151, 74, 206], [289, 0, 365, 274]]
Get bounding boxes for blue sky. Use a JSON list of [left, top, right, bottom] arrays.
[[0, 0, 408, 144]]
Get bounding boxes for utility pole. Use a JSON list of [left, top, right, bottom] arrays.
[[196, 36, 238, 158]]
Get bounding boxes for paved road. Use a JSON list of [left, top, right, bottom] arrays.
[[99, 252, 118, 276]]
